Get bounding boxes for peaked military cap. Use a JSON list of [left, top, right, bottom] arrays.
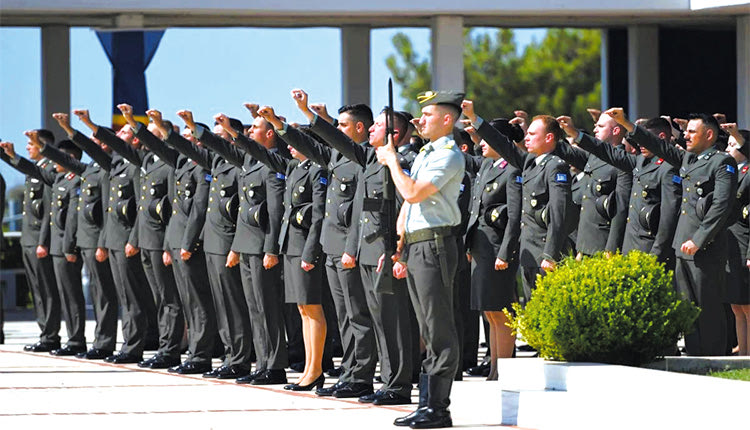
[[417, 90, 464, 110]]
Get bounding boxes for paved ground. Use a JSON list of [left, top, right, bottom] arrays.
[[0, 312, 525, 429]]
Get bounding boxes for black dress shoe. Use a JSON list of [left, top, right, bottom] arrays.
[[76, 348, 112, 360], [250, 369, 287, 385], [289, 373, 325, 391], [373, 391, 412, 406], [50, 345, 86, 356], [168, 361, 213, 375], [358, 390, 381, 403], [138, 355, 160, 368], [203, 365, 227, 378], [316, 380, 347, 397], [333, 382, 373, 398], [236, 369, 264, 384], [216, 364, 250, 380], [148, 355, 181, 369], [408, 407, 452, 429], [466, 362, 490, 377], [326, 366, 343, 377], [104, 352, 143, 364], [24, 342, 61, 353]]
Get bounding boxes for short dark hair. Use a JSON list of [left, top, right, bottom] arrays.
[[229, 118, 244, 134], [57, 139, 82, 160], [162, 120, 174, 132], [380, 109, 409, 139], [643, 117, 672, 138], [36, 129, 55, 146], [688, 113, 720, 138], [339, 104, 374, 129], [456, 130, 475, 155], [532, 115, 564, 142]]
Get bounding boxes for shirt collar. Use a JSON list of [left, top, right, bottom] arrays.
[[534, 153, 548, 165]]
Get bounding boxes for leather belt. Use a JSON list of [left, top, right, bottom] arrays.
[[404, 226, 454, 244]]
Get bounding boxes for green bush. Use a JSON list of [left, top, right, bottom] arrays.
[[507, 251, 700, 366]]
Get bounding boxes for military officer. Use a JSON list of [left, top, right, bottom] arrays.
[[607, 108, 736, 356], [175, 110, 252, 379], [2, 135, 86, 356], [73, 110, 156, 363], [199, 111, 288, 386], [378, 91, 466, 429], [46, 113, 120, 359], [556, 116, 681, 267], [142, 109, 218, 374], [0, 130, 61, 352], [463, 101, 574, 301]]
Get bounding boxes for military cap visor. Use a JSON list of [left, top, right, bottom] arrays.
[[417, 90, 465, 110]]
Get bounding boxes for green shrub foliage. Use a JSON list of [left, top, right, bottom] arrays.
[[507, 251, 700, 365]]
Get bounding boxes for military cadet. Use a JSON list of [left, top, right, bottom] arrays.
[[142, 109, 219, 374], [285, 91, 377, 399], [2, 135, 86, 356], [721, 124, 750, 356], [464, 119, 523, 382], [73, 109, 157, 363], [552, 113, 631, 257], [556, 116, 681, 267], [175, 110, 252, 379], [262, 101, 415, 404], [197, 111, 288, 386], [0, 131, 61, 353], [397, 111, 419, 165], [463, 101, 574, 301], [44, 113, 119, 360], [377, 91, 465, 429], [217, 111, 328, 391], [115, 104, 185, 369], [607, 108, 737, 356]]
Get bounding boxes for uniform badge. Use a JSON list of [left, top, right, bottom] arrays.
[[276, 173, 286, 180], [295, 210, 304, 225], [672, 175, 682, 184], [185, 190, 192, 197], [492, 182, 499, 190], [319, 177, 327, 185], [205, 174, 212, 182], [149, 188, 156, 196], [220, 190, 226, 197], [340, 183, 347, 192], [299, 185, 305, 193], [485, 184, 492, 193], [743, 165, 749, 174], [515, 176, 522, 183], [499, 160, 508, 169], [117, 190, 123, 198], [555, 173, 568, 183], [530, 199, 538, 208], [727, 165, 736, 174], [595, 184, 602, 192], [490, 208, 500, 222], [697, 188, 703, 196], [656, 158, 664, 165], [248, 190, 254, 197], [403, 169, 410, 175], [744, 206, 749, 220]]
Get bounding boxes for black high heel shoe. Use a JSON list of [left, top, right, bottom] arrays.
[[289, 373, 325, 391], [283, 382, 298, 390]]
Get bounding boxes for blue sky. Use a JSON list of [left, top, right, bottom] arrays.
[[0, 26, 544, 190]]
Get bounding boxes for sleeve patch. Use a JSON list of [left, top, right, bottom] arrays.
[[516, 175, 523, 183], [459, 183, 465, 192], [726, 165, 736, 174], [402, 169, 410, 176], [672, 175, 682, 184], [204, 174, 212, 182], [276, 172, 286, 180], [555, 173, 569, 183], [319, 177, 328, 185]]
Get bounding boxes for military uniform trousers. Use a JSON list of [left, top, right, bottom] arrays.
[[403, 236, 460, 381], [80, 248, 118, 351], [359, 264, 413, 397], [51, 255, 86, 348], [141, 249, 185, 358], [205, 252, 253, 367], [239, 253, 287, 370], [521, 266, 545, 304], [453, 236, 472, 379], [22, 246, 61, 345], [170, 247, 216, 365], [324, 255, 377, 384], [108, 249, 154, 356], [675, 255, 728, 356]]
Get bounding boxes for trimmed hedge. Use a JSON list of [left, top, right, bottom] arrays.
[[507, 251, 699, 366]]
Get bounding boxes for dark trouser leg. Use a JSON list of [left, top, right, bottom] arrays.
[[675, 256, 727, 356], [325, 255, 376, 384], [51, 255, 86, 347], [171, 248, 215, 365], [141, 249, 184, 358], [81, 248, 118, 351], [23, 246, 60, 344], [284, 303, 304, 365], [404, 238, 460, 382], [521, 266, 543, 304], [205, 252, 252, 367], [360, 264, 413, 397], [240, 253, 287, 370], [109, 249, 150, 356]]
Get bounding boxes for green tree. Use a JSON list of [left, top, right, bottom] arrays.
[[386, 28, 601, 127]]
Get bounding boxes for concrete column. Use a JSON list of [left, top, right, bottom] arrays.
[[738, 16, 750, 128], [41, 25, 70, 141], [627, 25, 659, 120], [341, 25, 371, 106], [600, 29, 610, 110], [431, 16, 464, 92]]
